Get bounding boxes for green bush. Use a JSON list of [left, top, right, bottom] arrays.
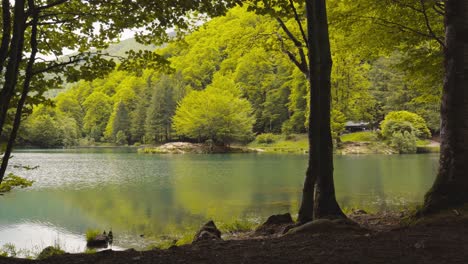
[[380, 111, 431, 139], [0, 243, 17, 257], [381, 120, 415, 139], [85, 229, 101, 242], [37, 246, 65, 260], [390, 131, 417, 154], [256, 133, 276, 144]]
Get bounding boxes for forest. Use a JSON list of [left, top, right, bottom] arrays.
[[14, 6, 440, 149], [1, 0, 468, 263]]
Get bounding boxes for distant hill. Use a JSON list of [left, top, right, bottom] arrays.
[[44, 38, 155, 98], [102, 38, 156, 58]]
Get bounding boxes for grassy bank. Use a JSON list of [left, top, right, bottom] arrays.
[[247, 134, 308, 153], [248, 131, 441, 155], [248, 132, 397, 154]]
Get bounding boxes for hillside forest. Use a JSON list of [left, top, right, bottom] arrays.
[[14, 6, 442, 148]]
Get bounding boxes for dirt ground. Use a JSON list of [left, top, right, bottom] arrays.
[[1, 211, 468, 264]]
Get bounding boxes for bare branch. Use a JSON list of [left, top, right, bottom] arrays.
[[276, 17, 302, 48], [352, 14, 437, 41], [419, 0, 445, 48], [288, 0, 308, 47], [276, 33, 307, 75]]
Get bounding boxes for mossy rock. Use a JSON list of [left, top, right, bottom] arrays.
[[193, 221, 222, 243], [255, 213, 294, 235]]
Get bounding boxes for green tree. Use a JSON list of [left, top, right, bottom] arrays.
[[144, 75, 181, 143], [22, 106, 80, 147], [115, 130, 128, 145], [82, 92, 112, 141], [105, 101, 130, 143], [173, 81, 255, 145], [331, 109, 346, 141], [282, 68, 308, 134], [129, 70, 156, 143], [55, 93, 84, 129]]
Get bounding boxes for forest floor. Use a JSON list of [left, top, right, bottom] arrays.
[[2, 209, 468, 264]]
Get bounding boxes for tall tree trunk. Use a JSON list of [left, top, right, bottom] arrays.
[[298, 0, 345, 222], [0, 0, 11, 75], [0, 0, 26, 138], [422, 0, 468, 213], [0, 1, 38, 184], [313, 0, 344, 219]]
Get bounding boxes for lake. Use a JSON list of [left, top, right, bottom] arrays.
[[0, 149, 439, 254]]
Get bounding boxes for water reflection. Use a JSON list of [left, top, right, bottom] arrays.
[[0, 150, 438, 252], [0, 222, 86, 254]]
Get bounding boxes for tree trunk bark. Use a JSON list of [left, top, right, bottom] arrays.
[[422, 0, 468, 213], [0, 0, 26, 138], [0, 0, 11, 75], [0, 2, 38, 184], [298, 0, 345, 222]]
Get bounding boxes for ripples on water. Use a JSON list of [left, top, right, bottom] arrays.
[[0, 149, 439, 254]]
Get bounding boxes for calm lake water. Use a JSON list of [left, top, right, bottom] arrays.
[[0, 149, 439, 253]]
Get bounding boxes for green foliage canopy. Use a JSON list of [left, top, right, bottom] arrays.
[[172, 81, 255, 145], [380, 111, 431, 139]]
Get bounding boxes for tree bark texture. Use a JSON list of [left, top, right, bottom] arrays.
[[423, 0, 468, 213], [0, 1, 38, 183], [298, 0, 345, 222], [0, 0, 26, 138], [0, 0, 11, 75]]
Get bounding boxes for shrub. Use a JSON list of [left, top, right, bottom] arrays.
[[37, 246, 65, 260], [390, 131, 417, 154], [380, 111, 431, 139], [0, 243, 17, 257], [381, 120, 416, 139], [85, 229, 101, 242], [256, 133, 276, 144]]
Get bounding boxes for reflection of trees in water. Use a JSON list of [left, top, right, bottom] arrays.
[[244, 155, 304, 217], [334, 156, 384, 210], [372, 158, 387, 211], [62, 185, 206, 237], [335, 155, 439, 212], [19, 154, 438, 239], [0, 190, 94, 230]]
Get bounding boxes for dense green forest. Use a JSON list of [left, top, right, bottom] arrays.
[[17, 6, 441, 147]]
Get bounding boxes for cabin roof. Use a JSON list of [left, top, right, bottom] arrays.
[[345, 121, 369, 127]]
